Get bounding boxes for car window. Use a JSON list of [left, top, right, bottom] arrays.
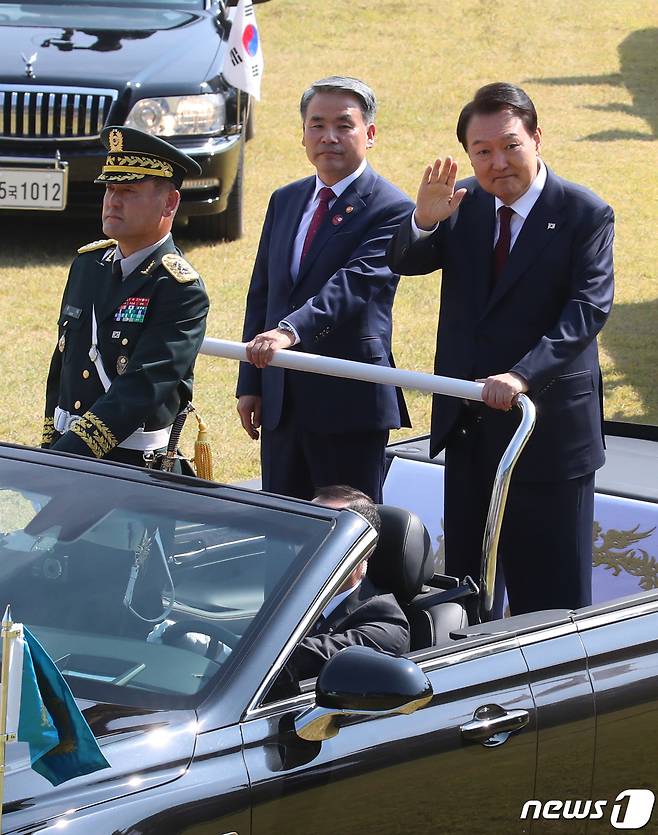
[[0, 460, 332, 709]]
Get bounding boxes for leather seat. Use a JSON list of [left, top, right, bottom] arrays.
[[368, 505, 471, 650]]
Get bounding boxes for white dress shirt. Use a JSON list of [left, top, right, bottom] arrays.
[[411, 158, 547, 249], [280, 158, 368, 344], [290, 157, 368, 282], [322, 579, 362, 620], [113, 232, 171, 279]]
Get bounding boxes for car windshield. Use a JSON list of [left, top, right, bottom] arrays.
[[0, 460, 332, 709]]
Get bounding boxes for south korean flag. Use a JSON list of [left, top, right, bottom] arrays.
[[223, 0, 264, 101]]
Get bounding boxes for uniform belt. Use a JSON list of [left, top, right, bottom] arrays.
[[53, 407, 172, 451]]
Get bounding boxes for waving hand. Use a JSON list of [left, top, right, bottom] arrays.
[[414, 157, 467, 230]]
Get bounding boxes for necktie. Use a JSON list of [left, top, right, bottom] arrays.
[[300, 186, 335, 263], [492, 205, 515, 282], [112, 258, 123, 280]]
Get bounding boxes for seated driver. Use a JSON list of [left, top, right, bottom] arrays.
[[282, 485, 410, 683]]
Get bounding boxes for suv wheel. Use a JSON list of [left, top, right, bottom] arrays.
[[193, 139, 244, 242]]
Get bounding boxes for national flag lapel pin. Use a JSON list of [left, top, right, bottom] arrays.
[[332, 214, 343, 226], [547, 222, 556, 230]]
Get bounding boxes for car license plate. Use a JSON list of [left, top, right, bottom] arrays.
[[0, 165, 68, 210]]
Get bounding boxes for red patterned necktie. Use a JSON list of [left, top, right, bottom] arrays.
[[492, 205, 515, 282], [301, 186, 335, 262]]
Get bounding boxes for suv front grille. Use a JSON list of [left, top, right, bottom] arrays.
[[0, 85, 118, 141]]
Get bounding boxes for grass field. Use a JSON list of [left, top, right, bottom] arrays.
[[0, 0, 656, 483]]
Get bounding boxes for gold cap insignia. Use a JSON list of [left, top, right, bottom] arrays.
[[162, 253, 199, 284], [108, 129, 123, 152]]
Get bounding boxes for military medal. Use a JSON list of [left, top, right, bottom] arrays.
[[58, 334, 66, 352], [117, 355, 129, 375], [115, 297, 149, 323]]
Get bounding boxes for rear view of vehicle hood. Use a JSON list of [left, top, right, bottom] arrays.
[[2, 700, 197, 833], [0, 5, 221, 91]]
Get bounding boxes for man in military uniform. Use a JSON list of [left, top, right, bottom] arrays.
[[42, 126, 209, 467]]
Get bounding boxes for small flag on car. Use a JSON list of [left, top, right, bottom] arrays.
[[222, 0, 264, 101], [1, 606, 110, 787]]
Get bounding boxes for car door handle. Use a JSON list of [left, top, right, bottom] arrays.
[[460, 704, 529, 746]]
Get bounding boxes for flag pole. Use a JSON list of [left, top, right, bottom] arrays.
[[1, 605, 18, 835]]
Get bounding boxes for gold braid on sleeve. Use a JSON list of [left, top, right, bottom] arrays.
[[70, 411, 118, 458]]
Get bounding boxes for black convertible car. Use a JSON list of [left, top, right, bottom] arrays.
[[1, 437, 657, 834]]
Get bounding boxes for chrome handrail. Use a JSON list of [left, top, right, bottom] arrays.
[[200, 338, 536, 622]]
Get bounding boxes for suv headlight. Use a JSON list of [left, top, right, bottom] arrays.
[[125, 94, 226, 136]]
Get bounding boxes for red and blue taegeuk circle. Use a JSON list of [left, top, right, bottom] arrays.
[[242, 24, 259, 57]]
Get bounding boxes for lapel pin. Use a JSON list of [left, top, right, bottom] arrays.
[[345, 205, 354, 214], [547, 222, 556, 230], [332, 214, 343, 225]]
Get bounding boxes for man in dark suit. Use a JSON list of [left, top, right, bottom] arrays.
[[284, 486, 410, 683], [237, 76, 413, 502], [43, 126, 208, 468], [387, 83, 614, 616]]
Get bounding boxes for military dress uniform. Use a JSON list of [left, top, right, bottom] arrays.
[[42, 126, 209, 466]]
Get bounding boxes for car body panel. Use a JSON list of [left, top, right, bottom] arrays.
[[0, 7, 219, 90], [3, 703, 196, 832], [575, 596, 658, 832], [243, 637, 537, 835]]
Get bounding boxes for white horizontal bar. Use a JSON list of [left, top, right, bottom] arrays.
[[201, 338, 484, 402]]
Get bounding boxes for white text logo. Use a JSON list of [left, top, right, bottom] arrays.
[[520, 790, 655, 829]]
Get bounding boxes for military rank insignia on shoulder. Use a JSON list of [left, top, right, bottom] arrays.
[[77, 238, 118, 254], [162, 253, 199, 283]]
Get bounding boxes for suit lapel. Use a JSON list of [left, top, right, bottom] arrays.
[[482, 168, 566, 317], [322, 583, 365, 632], [456, 186, 495, 320], [97, 236, 176, 322], [278, 177, 315, 285], [294, 165, 375, 287]]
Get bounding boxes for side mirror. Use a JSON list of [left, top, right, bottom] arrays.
[[294, 646, 432, 741]]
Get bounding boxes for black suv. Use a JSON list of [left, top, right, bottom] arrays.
[[0, 0, 268, 240]]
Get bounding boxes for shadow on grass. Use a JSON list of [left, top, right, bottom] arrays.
[[526, 27, 658, 141], [602, 297, 658, 424], [0, 213, 206, 269]]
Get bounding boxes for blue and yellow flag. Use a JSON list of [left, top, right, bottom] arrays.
[[4, 619, 110, 786]]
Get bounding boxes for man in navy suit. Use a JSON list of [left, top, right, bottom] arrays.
[[237, 76, 413, 501], [271, 486, 409, 694], [387, 83, 614, 615]]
